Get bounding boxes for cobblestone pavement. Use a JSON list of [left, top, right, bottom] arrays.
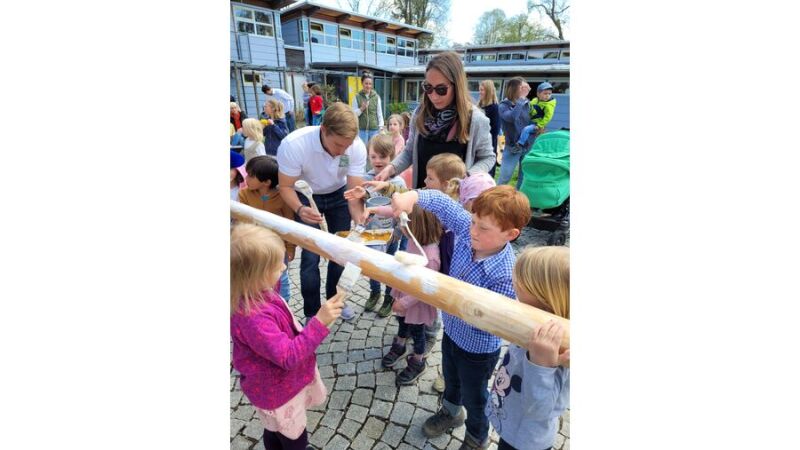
[[231, 226, 570, 450]]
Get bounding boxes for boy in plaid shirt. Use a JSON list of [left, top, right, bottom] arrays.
[[391, 185, 531, 450]]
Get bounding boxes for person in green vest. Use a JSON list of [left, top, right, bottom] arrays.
[[351, 72, 384, 147]]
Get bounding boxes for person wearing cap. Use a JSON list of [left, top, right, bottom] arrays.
[[230, 150, 246, 202], [262, 84, 296, 132], [498, 81, 557, 189]]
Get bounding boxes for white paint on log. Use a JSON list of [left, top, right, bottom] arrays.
[[231, 201, 569, 350]]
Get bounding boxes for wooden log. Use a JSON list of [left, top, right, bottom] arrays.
[[231, 201, 570, 351]]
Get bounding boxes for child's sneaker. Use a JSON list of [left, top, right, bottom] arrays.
[[422, 406, 466, 438], [458, 433, 490, 450], [432, 374, 445, 393], [377, 295, 394, 318], [397, 355, 426, 385], [340, 304, 357, 321], [381, 340, 408, 368], [365, 291, 381, 311]]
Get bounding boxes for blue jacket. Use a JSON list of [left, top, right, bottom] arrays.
[[498, 98, 531, 144], [263, 118, 289, 156]]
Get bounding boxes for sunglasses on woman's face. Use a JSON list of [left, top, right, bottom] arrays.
[[421, 82, 450, 96]]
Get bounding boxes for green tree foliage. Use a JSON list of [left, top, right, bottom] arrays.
[[473, 9, 549, 45], [384, 0, 452, 47]]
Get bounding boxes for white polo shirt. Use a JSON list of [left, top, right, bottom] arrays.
[[277, 126, 367, 195]]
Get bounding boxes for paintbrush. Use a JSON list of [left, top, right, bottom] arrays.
[[294, 180, 328, 232], [336, 262, 362, 301]]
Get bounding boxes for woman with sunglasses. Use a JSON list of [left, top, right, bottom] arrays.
[[374, 51, 495, 189]]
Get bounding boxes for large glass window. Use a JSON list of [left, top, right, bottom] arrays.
[[366, 32, 375, 52], [527, 50, 545, 61], [300, 19, 308, 43], [405, 80, 421, 102], [498, 52, 525, 61], [339, 27, 352, 49], [351, 29, 364, 50], [233, 6, 274, 37], [397, 37, 414, 57], [377, 34, 396, 55], [543, 51, 560, 59], [310, 21, 337, 46]]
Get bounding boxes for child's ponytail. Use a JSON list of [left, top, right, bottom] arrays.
[[444, 177, 462, 201]]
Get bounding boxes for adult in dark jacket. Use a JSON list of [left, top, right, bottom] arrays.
[[497, 77, 532, 187], [478, 80, 500, 177], [262, 99, 289, 156]]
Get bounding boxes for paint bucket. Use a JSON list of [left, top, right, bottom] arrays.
[[365, 196, 394, 230]]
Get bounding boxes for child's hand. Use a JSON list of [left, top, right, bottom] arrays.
[[390, 191, 418, 218], [286, 248, 295, 262], [373, 165, 396, 182], [527, 320, 570, 368], [344, 186, 367, 200], [391, 300, 405, 314], [316, 290, 345, 326], [362, 180, 389, 193]]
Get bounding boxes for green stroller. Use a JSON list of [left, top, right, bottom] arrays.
[[519, 130, 570, 245]]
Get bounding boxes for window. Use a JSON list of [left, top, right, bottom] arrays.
[[366, 32, 375, 52], [377, 34, 395, 55], [527, 50, 545, 61], [233, 6, 274, 37], [351, 29, 364, 50], [310, 21, 337, 46], [467, 81, 480, 92], [560, 50, 570, 60], [472, 54, 496, 62], [396, 37, 415, 57], [340, 27, 352, 49], [405, 80, 421, 102], [300, 20, 308, 43], [543, 51, 560, 59], [242, 72, 262, 85]]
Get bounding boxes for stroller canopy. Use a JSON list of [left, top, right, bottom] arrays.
[[520, 130, 570, 210]]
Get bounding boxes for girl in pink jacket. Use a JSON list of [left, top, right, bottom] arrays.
[[230, 223, 345, 449], [380, 205, 443, 386]]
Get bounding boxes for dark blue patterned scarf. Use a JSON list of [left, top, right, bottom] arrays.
[[423, 106, 457, 142]]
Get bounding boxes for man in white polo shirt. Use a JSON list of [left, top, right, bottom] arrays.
[[277, 102, 367, 322]]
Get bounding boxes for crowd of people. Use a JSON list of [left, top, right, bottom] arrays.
[[230, 51, 569, 450]]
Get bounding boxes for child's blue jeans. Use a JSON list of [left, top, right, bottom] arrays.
[[369, 235, 408, 295], [516, 124, 537, 146]]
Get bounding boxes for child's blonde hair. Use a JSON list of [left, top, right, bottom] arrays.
[[242, 118, 264, 142], [266, 99, 285, 119], [427, 153, 466, 183], [230, 223, 285, 316], [513, 246, 570, 319], [387, 114, 403, 135], [478, 80, 498, 108], [368, 134, 395, 159]]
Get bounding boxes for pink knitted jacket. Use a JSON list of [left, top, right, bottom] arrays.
[[230, 290, 329, 410]]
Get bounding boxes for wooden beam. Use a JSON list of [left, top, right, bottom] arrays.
[[231, 202, 570, 351], [335, 13, 352, 23], [362, 19, 377, 28]]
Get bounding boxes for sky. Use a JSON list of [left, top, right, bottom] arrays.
[[314, 0, 566, 45]]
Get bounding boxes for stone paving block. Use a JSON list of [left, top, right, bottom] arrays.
[[356, 319, 372, 329], [445, 439, 462, 450], [398, 385, 420, 403], [376, 371, 396, 386], [242, 418, 263, 440], [318, 365, 334, 379], [384, 335, 395, 345], [418, 394, 439, 412], [428, 430, 451, 449], [351, 388, 374, 407], [370, 399, 393, 419], [231, 404, 255, 421], [335, 375, 357, 391], [231, 418, 247, 437], [348, 350, 366, 363], [320, 409, 345, 429], [364, 347, 383, 359], [338, 322, 355, 334], [351, 431, 376, 450], [553, 433, 566, 449], [373, 442, 394, 450], [418, 379, 435, 394], [357, 372, 376, 388], [316, 342, 330, 354], [452, 424, 466, 441], [420, 368, 439, 381], [329, 341, 349, 353], [231, 390, 243, 408], [351, 329, 369, 339], [309, 426, 335, 449], [332, 351, 348, 364], [328, 390, 352, 410], [307, 410, 323, 432], [346, 404, 370, 423], [390, 401, 415, 426], [322, 377, 335, 392], [316, 353, 332, 366], [375, 384, 397, 401], [336, 362, 356, 375], [562, 409, 570, 423], [338, 418, 362, 440], [356, 360, 374, 373], [411, 407, 430, 427], [366, 337, 384, 348], [230, 436, 255, 450], [333, 331, 352, 341], [563, 438, 570, 450], [397, 442, 418, 450], [350, 339, 366, 350], [325, 434, 351, 450], [368, 327, 384, 337], [381, 423, 407, 447], [362, 416, 386, 440]]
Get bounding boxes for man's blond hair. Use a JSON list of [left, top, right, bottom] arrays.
[[321, 102, 358, 140]]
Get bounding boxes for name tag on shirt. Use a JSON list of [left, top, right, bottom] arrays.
[[338, 155, 350, 168]]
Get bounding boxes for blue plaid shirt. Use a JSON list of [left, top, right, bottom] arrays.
[[417, 190, 517, 353]]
